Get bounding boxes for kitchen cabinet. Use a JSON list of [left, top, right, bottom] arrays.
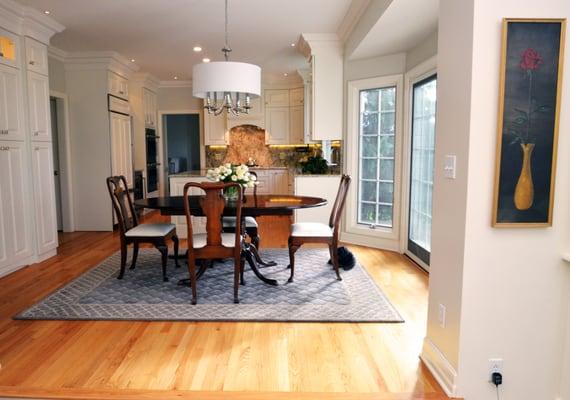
[[108, 71, 129, 99], [110, 112, 133, 186], [27, 71, 51, 142], [0, 64, 24, 141], [226, 96, 264, 129], [289, 105, 304, 144], [31, 142, 58, 256], [143, 87, 157, 128], [294, 175, 341, 224], [24, 37, 48, 76], [0, 141, 33, 272], [0, 29, 19, 68], [204, 106, 228, 145], [265, 106, 289, 144], [264, 89, 289, 107], [252, 169, 289, 195]]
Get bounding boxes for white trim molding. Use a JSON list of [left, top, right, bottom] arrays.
[[63, 51, 139, 78], [420, 338, 458, 397], [159, 80, 193, 88]]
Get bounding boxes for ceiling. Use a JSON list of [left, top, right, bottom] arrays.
[[350, 0, 438, 60], [15, 0, 353, 81]]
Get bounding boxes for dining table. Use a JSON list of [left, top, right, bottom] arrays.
[[134, 194, 327, 286]]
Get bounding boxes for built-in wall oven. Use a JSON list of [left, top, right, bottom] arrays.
[[145, 128, 159, 194]]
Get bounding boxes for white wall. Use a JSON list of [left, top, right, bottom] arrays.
[[406, 30, 438, 72], [157, 86, 203, 111], [425, 1, 570, 399], [48, 56, 66, 93]]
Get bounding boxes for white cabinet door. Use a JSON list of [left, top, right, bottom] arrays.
[[108, 72, 129, 99], [265, 107, 289, 144], [264, 89, 289, 107], [289, 87, 304, 106], [24, 37, 48, 76], [289, 105, 304, 144], [143, 88, 157, 128], [204, 107, 228, 145], [27, 71, 51, 141], [0, 29, 19, 69], [31, 142, 58, 255], [0, 141, 32, 270], [0, 65, 24, 141], [110, 113, 133, 187]]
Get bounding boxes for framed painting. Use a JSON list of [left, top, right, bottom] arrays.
[[493, 18, 566, 227]]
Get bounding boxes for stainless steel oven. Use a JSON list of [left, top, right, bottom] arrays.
[[145, 128, 159, 193]]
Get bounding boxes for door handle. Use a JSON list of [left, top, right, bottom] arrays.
[[54, 171, 59, 176]]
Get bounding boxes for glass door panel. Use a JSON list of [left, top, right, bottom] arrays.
[[408, 75, 437, 266]]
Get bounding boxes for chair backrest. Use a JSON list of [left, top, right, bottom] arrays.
[[183, 181, 243, 251], [249, 171, 258, 196], [328, 175, 352, 235], [106, 175, 138, 235]]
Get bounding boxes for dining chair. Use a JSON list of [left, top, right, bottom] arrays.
[[221, 171, 260, 248], [287, 174, 351, 282], [183, 181, 244, 304], [106, 176, 179, 281]]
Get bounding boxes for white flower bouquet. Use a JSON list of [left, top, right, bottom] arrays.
[[206, 163, 257, 200]]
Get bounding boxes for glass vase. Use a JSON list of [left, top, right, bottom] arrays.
[[223, 185, 240, 201]]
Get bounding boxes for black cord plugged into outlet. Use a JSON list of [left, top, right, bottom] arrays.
[[492, 372, 503, 400]]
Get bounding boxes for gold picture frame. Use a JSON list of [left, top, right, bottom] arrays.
[[492, 18, 566, 227]]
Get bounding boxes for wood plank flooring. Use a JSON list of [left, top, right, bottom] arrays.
[[0, 213, 448, 400]]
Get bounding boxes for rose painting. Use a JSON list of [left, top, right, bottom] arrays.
[[493, 19, 565, 226]]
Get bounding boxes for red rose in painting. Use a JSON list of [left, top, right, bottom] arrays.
[[520, 48, 543, 70]]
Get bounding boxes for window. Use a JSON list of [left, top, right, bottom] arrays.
[[358, 87, 396, 228]]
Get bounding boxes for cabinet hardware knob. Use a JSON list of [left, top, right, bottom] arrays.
[[33, 131, 39, 136], [35, 147, 40, 151], [119, 91, 124, 94], [29, 60, 35, 65]]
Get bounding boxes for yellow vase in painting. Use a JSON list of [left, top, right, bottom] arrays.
[[514, 143, 535, 210]]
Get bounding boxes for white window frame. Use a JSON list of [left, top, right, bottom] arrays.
[[343, 74, 404, 250], [399, 56, 437, 270]]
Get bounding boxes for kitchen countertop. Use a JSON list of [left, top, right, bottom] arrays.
[[170, 166, 291, 178]]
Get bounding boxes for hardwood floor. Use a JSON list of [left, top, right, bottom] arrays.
[[0, 213, 447, 400]]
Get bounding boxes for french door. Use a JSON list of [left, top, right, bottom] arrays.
[[407, 75, 437, 267]]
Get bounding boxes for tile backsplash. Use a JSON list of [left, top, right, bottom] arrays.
[[205, 125, 341, 173]]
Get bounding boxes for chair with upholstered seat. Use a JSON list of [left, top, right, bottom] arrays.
[[184, 181, 244, 304], [106, 176, 179, 281], [287, 174, 351, 282], [222, 171, 260, 248]]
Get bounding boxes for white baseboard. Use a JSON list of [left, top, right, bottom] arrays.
[[35, 249, 57, 263], [420, 338, 458, 397], [339, 232, 400, 251]]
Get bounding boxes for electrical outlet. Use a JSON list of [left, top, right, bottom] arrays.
[[438, 304, 446, 328], [488, 358, 503, 382]]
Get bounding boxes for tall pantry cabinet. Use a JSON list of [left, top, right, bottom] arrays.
[[0, 2, 64, 277]]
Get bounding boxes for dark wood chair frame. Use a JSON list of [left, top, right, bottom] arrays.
[[222, 171, 260, 248], [183, 181, 244, 304], [287, 174, 352, 283], [106, 175, 180, 282]]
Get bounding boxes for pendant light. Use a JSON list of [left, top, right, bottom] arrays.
[[192, 0, 261, 116]]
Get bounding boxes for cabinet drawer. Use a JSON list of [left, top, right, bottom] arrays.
[[24, 37, 48, 75], [108, 72, 129, 99]]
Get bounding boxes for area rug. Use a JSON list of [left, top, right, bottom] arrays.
[[15, 248, 403, 322]]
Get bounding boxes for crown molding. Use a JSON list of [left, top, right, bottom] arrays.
[[337, 0, 372, 44], [63, 51, 139, 77], [159, 80, 193, 88], [298, 33, 343, 59], [131, 72, 160, 91], [0, 0, 64, 44], [48, 46, 67, 62]]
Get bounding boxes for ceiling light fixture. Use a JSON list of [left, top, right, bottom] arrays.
[[174, 76, 179, 80], [283, 73, 288, 76], [202, 58, 211, 63], [193, 46, 202, 52], [44, 10, 50, 14], [192, 0, 261, 116], [130, 59, 136, 62], [290, 43, 295, 47]]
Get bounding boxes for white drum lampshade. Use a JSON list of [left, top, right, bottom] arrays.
[[192, 61, 261, 99]]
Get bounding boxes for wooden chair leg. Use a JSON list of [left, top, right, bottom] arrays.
[[172, 235, 180, 268], [118, 241, 128, 279], [240, 257, 245, 285], [157, 244, 168, 282], [251, 229, 260, 249], [130, 243, 139, 270], [188, 253, 197, 305], [330, 243, 342, 281], [233, 255, 240, 304], [288, 239, 300, 283]]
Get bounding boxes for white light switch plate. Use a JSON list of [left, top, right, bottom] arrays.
[[444, 155, 456, 179]]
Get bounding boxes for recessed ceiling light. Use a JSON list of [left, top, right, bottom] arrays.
[[173, 76, 179, 80], [193, 46, 202, 52], [202, 58, 211, 63], [44, 10, 50, 14], [130, 59, 136, 62], [283, 73, 288, 77], [290, 43, 296, 47]]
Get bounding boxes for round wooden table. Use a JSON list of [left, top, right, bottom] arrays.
[[134, 194, 327, 285]]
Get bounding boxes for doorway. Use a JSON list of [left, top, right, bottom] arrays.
[[407, 74, 437, 268], [50, 97, 63, 231], [163, 113, 201, 193]]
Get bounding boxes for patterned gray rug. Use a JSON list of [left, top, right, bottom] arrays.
[[15, 248, 403, 322]]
